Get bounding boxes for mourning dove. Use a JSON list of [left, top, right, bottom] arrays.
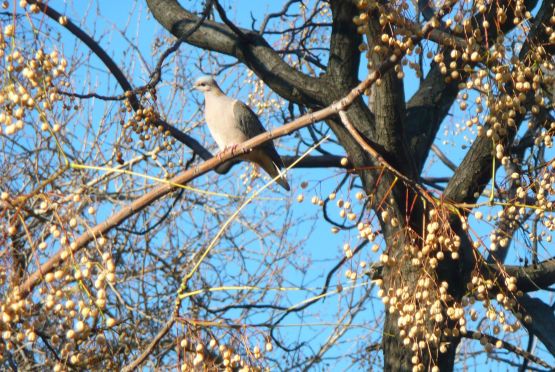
[[193, 76, 290, 191]]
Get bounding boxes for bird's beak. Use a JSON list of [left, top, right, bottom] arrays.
[[191, 84, 198, 92]]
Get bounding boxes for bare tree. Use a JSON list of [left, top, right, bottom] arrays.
[[0, 0, 554, 371]]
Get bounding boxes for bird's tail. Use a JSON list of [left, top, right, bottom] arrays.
[[250, 150, 290, 191], [269, 161, 291, 191]]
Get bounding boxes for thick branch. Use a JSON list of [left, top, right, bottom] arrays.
[[519, 295, 555, 357], [368, 257, 555, 293], [405, 61, 461, 172], [505, 258, 555, 292], [212, 155, 350, 174], [363, 7, 411, 174], [283, 155, 349, 168], [146, 0, 326, 106], [328, 0, 361, 88]]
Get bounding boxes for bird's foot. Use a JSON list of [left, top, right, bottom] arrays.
[[217, 144, 239, 161], [225, 144, 239, 156]]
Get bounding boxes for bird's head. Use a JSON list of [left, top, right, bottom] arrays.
[[192, 76, 220, 93]]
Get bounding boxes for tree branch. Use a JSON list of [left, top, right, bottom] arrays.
[[327, 0, 361, 88], [258, 0, 302, 34], [505, 258, 555, 293], [146, 0, 326, 107], [367, 257, 555, 293], [518, 295, 555, 357], [122, 317, 176, 372], [462, 329, 552, 369]]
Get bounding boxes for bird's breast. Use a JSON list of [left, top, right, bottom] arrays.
[[204, 97, 249, 150]]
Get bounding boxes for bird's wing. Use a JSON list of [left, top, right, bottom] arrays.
[[232, 100, 266, 137], [232, 100, 284, 167], [233, 100, 290, 190]]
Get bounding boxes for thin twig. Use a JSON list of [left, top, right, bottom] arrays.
[[121, 317, 176, 372], [431, 144, 457, 171], [259, 0, 301, 34], [141, 0, 214, 92]]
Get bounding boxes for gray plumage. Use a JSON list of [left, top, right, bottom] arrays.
[[193, 76, 290, 191]]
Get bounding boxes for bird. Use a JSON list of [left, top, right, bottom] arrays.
[[192, 76, 290, 191]]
